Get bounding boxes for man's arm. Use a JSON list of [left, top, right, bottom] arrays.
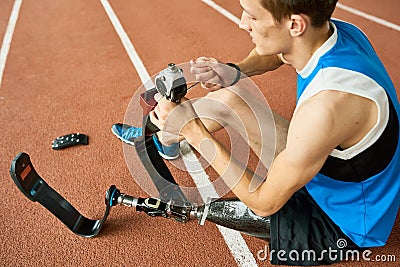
[[184, 111, 335, 215], [151, 89, 375, 216], [237, 48, 284, 77], [190, 49, 283, 91], [181, 93, 346, 216]]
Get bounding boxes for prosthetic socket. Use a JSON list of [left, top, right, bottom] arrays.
[[111, 188, 271, 240]]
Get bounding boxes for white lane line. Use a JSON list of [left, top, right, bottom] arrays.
[[201, 0, 240, 25], [180, 141, 258, 267], [337, 3, 400, 32], [202, 0, 400, 33], [0, 0, 23, 89], [100, 0, 153, 90], [100, 1, 257, 267]]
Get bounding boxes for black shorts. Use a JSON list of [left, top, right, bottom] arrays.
[[269, 188, 360, 266]]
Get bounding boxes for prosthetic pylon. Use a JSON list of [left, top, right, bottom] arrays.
[[110, 186, 271, 240]]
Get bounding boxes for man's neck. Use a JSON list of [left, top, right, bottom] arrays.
[[281, 21, 333, 71]]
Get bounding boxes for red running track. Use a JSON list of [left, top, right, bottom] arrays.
[[0, 0, 398, 266]]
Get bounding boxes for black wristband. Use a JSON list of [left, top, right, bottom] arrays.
[[226, 62, 242, 86]]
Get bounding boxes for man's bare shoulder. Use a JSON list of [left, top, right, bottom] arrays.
[[291, 90, 377, 150], [284, 90, 369, 165], [289, 91, 343, 142], [295, 90, 349, 115]]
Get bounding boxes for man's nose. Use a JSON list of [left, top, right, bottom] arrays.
[[239, 12, 251, 32]]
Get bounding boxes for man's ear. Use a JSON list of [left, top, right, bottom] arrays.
[[288, 14, 308, 37]]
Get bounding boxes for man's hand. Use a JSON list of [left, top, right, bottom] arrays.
[[149, 97, 201, 143], [190, 57, 238, 91]]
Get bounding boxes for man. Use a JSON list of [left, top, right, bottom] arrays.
[[113, 0, 399, 265]]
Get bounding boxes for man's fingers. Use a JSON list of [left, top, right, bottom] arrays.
[[201, 82, 223, 91], [190, 57, 217, 68], [208, 84, 223, 92], [190, 64, 212, 75], [199, 75, 221, 88], [194, 69, 216, 82], [190, 58, 209, 68], [201, 82, 218, 90], [154, 92, 163, 102], [196, 56, 210, 62], [149, 110, 159, 126]]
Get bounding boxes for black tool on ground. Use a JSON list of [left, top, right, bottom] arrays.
[[52, 133, 88, 150], [9, 63, 271, 239]]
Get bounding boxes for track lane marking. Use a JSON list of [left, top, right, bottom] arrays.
[[180, 141, 258, 267], [100, 1, 258, 266], [100, 0, 153, 90], [0, 0, 23, 89], [202, 0, 400, 32], [337, 3, 400, 32], [201, 0, 240, 25]]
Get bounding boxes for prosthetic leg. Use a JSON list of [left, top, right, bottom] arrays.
[[10, 152, 270, 240]]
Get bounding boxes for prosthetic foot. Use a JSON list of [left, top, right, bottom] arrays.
[[10, 152, 115, 237]]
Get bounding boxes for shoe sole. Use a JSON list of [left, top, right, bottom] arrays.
[[111, 127, 180, 160], [111, 127, 136, 146], [158, 150, 180, 160]]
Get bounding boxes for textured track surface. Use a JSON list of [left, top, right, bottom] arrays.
[[0, 0, 398, 266]]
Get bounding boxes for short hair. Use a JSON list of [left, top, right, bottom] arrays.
[[260, 0, 338, 27]]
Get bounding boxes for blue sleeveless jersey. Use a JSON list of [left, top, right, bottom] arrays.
[[297, 19, 400, 247]]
